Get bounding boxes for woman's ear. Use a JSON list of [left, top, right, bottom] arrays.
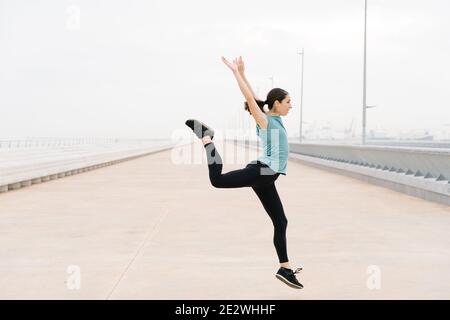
[[274, 100, 280, 110]]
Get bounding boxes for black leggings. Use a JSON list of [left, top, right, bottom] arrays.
[[204, 142, 289, 263]]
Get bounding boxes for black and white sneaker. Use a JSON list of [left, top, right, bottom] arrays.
[[275, 267, 304, 289], [185, 119, 214, 140]]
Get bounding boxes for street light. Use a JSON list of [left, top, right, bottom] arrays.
[[297, 48, 305, 142], [362, 0, 369, 144]]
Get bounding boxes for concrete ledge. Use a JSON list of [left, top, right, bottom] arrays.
[[289, 153, 450, 206], [9, 182, 21, 190], [20, 180, 31, 187], [0, 142, 179, 194], [288, 142, 450, 181]]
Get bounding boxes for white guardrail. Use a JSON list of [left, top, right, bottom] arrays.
[[230, 138, 450, 206]]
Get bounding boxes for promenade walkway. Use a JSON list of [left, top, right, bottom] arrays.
[[0, 141, 449, 299]]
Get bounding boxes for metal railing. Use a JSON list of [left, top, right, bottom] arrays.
[[0, 138, 171, 149]]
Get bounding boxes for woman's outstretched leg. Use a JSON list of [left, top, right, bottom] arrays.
[[203, 141, 262, 188], [185, 119, 261, 188]]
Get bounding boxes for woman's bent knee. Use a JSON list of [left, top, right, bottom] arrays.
[[210, 176, 222, 188]]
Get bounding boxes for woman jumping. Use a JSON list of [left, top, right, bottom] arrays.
[[185, 56, 303, 289]]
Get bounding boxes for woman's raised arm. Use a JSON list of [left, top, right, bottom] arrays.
[[221, 56, 268, 129], [237, 56, 260, 100]]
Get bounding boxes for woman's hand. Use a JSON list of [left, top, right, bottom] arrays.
[[222, 55, 257, 111], [221, 56, 239, 73], [237, 56, 245, 75]]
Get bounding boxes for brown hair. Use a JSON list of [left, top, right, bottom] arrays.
[[244, 88, 289, 114]]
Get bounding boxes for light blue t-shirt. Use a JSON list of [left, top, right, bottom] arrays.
[[255, 114, 289, 175]]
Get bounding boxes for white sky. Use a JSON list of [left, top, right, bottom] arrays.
[[1, 0, 449, 139]]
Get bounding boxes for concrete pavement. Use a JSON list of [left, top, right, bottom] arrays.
[[0, 141, 449, 299]]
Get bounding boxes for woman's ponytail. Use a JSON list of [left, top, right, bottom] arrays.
[[244, 99, 266, 115]]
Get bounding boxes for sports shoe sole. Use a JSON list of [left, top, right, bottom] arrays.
[[185, 119, 214, 140], [275, 274, 303, 289]]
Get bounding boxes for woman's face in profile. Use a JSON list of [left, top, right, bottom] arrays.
[[278, 96, 292, 116]]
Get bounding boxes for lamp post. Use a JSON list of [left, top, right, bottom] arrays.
[[362, 0, 368, 144], [297, 48, 305, 142], [362, 0, 378, 144]]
